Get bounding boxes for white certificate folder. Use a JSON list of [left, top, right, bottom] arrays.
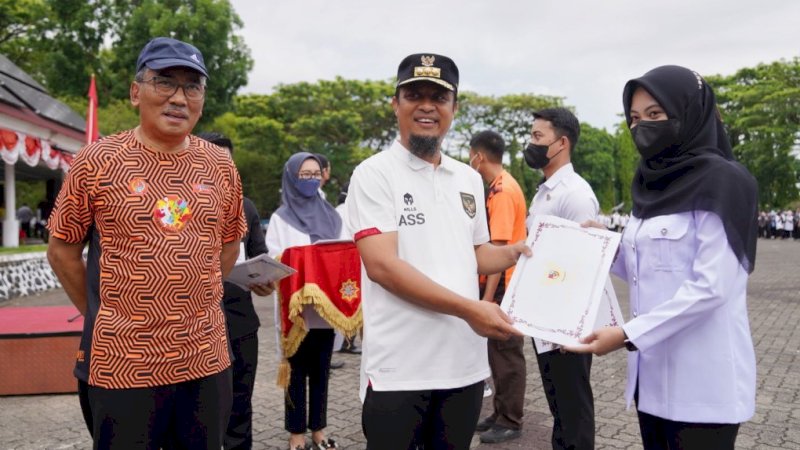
[[225, 254, 296, 291], [501, 215, 621, 349]]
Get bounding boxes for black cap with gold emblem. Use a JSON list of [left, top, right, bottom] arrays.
[[396, 53, 459, 93]]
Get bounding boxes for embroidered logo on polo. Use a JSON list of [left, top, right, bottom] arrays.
[[460, 192, 476, 218], [399, 192, 425, 226], [128, 178, 148, 195], [153, 195, 192, 232]]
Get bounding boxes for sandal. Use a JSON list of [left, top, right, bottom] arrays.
[[312, 438, 338, 449]]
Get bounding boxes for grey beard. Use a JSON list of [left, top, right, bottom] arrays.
[[408, 134, 440, 159]]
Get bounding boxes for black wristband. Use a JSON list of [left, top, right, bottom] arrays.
[[623, 329, 637, 352]]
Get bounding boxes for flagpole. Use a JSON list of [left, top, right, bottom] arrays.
[[86, 74, 98, 145]]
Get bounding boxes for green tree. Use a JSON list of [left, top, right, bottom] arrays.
[[57, 95, 141, 136], [613, 120, 639, 211], [0, 0, 115, 99], [0, 0, 49, 75], [707, 59, 800, 209], [204, 114, 295, 217], [38, 0, 115, 99], [105, 0, 252, 123], [573, 123, 617, 211], [451, 92, 564, 201], [1, 0, 251, 125], [217, 79, 396, 215]]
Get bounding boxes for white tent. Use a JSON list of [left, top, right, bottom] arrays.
[[0, 54, 85, 247]]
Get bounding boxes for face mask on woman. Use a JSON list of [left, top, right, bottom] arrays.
[[631, 119, 681, 160], [295, 178, 321, 198]]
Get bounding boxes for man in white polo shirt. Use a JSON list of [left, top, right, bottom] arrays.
[[523, 107, 600, 450], [346, 53, 529, 449]]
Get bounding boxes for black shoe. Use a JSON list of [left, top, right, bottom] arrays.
[[475, 416, 496, 433], [330, 360, 345, 369], [479, 425, 521, 444]]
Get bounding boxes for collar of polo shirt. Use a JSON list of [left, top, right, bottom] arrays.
[[390, 139, 457, 173]]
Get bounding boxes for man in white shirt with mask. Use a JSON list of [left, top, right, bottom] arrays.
[[522, 107, 599, 450]]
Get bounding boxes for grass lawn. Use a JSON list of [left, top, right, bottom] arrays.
[[0, 244, 48, 255]]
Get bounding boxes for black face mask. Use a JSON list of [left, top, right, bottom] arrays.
[[523, 139, 562, 170], [631, 119, 681, 160]]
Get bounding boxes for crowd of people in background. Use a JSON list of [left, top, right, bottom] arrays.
[[758, 210, 799, 240], [601, 209, 800, 241], [597, 210, 630, 233]]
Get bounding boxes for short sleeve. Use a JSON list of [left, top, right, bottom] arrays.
[[560, 189, 599, 223], [487, 191, 515, 242], [222, 161, 247, 244], [346, 162, 397, 241], [47, 148, 95, 243]]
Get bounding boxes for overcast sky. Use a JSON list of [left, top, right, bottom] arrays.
[[229, 0, 800, 131]]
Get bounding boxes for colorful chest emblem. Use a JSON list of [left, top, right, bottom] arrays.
[[153, 195, 192, 232], [128, 178, 148, 195], [339, 279, 360, 302]]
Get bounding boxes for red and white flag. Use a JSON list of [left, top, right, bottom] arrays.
[[85, 74, 99, 145]]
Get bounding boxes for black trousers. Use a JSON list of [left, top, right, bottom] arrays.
[[87, 368, 232, 450], [225, 331, 259, 450], [533, 340, 594, 450], [78, 379, 93, 436], [285, 328, 335, 433], [638, 410, 740, 450], [362, 380, 483, 450]]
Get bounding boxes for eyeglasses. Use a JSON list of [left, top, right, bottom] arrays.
[[298, 171, 323, 180], [139, 76, 206, 100]]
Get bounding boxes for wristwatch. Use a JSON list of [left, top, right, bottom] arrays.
[[623, 329, 638, 352]]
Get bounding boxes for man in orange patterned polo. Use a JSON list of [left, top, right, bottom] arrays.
[[47, 37, 246, 449]]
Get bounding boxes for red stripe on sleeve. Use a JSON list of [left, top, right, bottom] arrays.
[[354, 227, 382, 241]]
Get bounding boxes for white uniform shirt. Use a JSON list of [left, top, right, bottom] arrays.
[[335, 202, 353, 239], [614, 211, 756, 423], [527, 163, 599, 227], [346, 140, 491, 400], [527, 163, 600, 352]]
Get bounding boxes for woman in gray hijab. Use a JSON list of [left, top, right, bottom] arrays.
[[266, 152, 344, 450]]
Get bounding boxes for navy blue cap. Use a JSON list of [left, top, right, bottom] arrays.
[[396, 53, 458, 92], [136, 37, 209, 79]]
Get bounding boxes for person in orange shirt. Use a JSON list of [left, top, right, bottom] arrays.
[[47, 37, 246, 449], [468, 130, 528, 444]]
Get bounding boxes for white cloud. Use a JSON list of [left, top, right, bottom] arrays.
[[230, 0, 800, 129]]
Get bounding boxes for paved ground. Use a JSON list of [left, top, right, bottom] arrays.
[[1, 238, 799, 449]]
